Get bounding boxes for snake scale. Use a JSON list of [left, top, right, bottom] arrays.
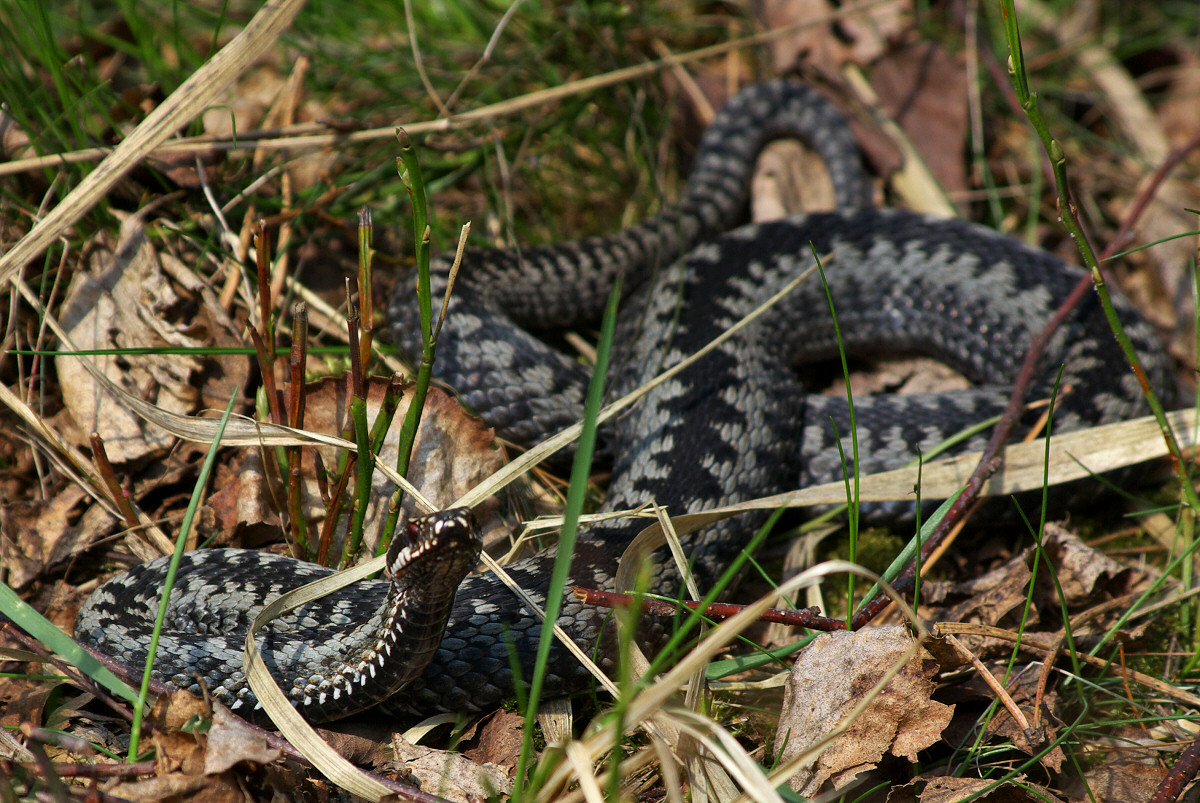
[[76, 81, 1172, 721]]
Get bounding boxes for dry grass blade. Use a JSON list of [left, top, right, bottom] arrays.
[[475, 550, 620, 699], [536, 560, 920, 801], [562, 741, 606, 803], [0, 0, 307, 284], [0, 0, 901, 180], [642, 408, 1199, 539], [665, 707, 776, 803], [244, 560, 394, 802]]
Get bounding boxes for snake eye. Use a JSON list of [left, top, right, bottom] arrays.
[[427, 507, 478, 542], [404, 517, 423, 543]]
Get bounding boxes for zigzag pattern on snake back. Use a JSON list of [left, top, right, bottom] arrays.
[[76, 81, 1173, 721]]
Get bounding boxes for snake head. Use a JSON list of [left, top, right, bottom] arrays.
[[386, 507, 483, 585]]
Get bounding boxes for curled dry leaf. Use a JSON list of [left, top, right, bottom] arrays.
[[752, 139, 842, 221], [1038, 522, 1135, 605], [921, 522, 1144, 658], [1068, 757, 1171, 802], [779, 625, 953, 797], [751, 0, 909, 75], [56, 213, 245, 464], [458, 708, 526, 774], [390, 732, 513, 803], [204, 704, 283, 776], [7, 484, 113, 588], [204, 452, 283, 547], [923, 553, 1036, 633], [100, 692, 254, 802]]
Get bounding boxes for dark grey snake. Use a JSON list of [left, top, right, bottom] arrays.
[[75, 81, 1172, 721]]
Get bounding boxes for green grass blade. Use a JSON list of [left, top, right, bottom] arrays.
[[514, 276, 621, 799], [0, 584, 138, 705], [128, 391, 238, 760]]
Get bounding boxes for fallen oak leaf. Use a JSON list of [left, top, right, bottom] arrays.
[[778, 625, 953, 797]]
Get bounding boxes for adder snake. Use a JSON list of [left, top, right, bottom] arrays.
[[75, 81, 1172, 720]]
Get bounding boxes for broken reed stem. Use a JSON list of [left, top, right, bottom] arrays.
[[357, 209, 374, 371], [287, 302, 310, 556], [368, 376, 406, 458], [383, 131, 437, 551], [316, 460, 353, 567], [343, 288, 373, 565], [251, 221, 283, 426], [89, 433, 139, 532]]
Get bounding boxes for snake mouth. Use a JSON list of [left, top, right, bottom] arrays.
[[385, 507, 483, 579]]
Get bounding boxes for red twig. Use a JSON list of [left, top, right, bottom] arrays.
[[251, 221, 284, 425], [573, 587, 846, 631], [287, 302, 309, 555]]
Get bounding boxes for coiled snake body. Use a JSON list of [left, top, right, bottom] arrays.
[[76, 82, 1171, 720]]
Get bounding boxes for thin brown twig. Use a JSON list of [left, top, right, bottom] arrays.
[[943, 634, 1035, 735], [13, 759, 156, 779], [1, 622, 136, 725]]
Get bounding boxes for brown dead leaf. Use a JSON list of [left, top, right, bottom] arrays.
[[923, 553, 1035, 632], [752, 0, 910, 74], [57, 217, 186, 462], [104, 771, 245, 803], [4, 485, 115, 588], [98, 692, 291, 802], [205, 705, 282, 775], [0, 675, 53, 731], [204, 452, 284, 547], [752, 139, 842, 220], [870, 42, 970, 205], [459, 708, 525, 774], [922, 522, 1144, 657], [779, 625, 954, 796], [1067, 756, 1170, 802], [1040, 523, 1135, 604], [56, 213, 246, 463], [390, 732, 513, 803], [818, 356, 972, 400]]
